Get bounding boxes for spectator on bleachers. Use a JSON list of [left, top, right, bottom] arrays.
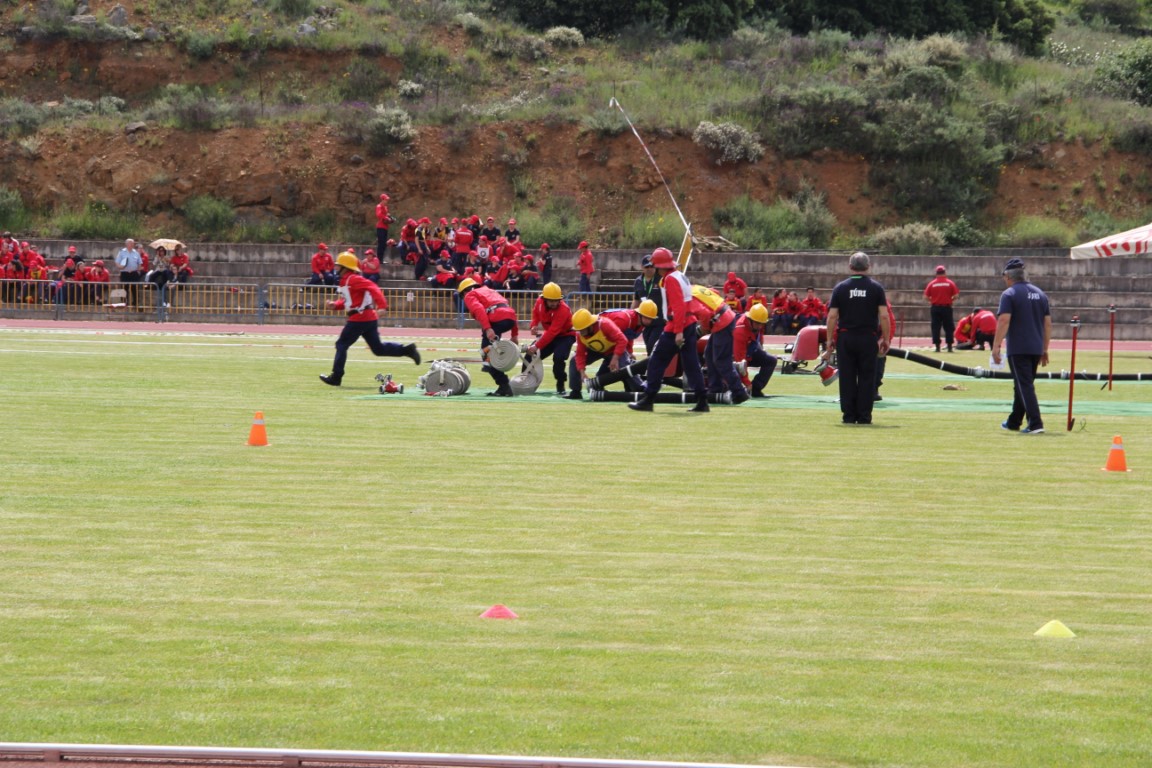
[[536, 243, 553, 284], [115, 238, 144, 308], [769, 289, 790, 334], [398, 218, 419, 267], [429, 249, 460, 288], [375, 193, 392, 258], [169, 248, 193, 283], [414, 217, 432, 275], [505, 218, 521, 245], [361, 248, 381, 284], [786, 291, 803, 331], [798, 287, 827, 327], [723, 271, 747, 301], [724, 288, 743, 312], [453, 220, 474, 274], [577, 240, 594, 292], [481, 216, 502, 243], [309, 243, 336, 285], [745, 286, 770, 310], [88, 259, 111, 304]]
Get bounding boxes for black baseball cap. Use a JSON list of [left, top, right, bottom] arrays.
[[1003, 258, 1024, 273], [641, 255, 654, 267]]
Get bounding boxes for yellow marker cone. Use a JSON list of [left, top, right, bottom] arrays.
[[1034, 620, 1076, 638]]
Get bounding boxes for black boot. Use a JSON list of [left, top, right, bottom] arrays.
[[556, 377, 566, 395], [320, 374, 342, 386], [565, 389, 583, 400], [750, 387, 766, 398], [690, 392, 710, 413], [628, 392, 654, 411], [731, 389, 750, 405], [403, 343, 421, 364]]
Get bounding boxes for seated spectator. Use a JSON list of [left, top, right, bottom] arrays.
[[505, 218, 521, 245], [88, 259, 111, 304], [169, 248, 193, 283], [798, 287, 826, 327], [723, 271, 748, 300], [399, 218, 419, 265], [537, 243, 553, 283], [769, 289, 790, 334], [481, 216, 502, 243], [429, 250, 459, 288], [309, 243, 336, 285], [745, 286, 769, 310], [786, 291, 803, 331], [723, 288, 743, 312], [361, 248, 381, 284]]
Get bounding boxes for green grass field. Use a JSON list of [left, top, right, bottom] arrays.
[[2, 326, 1151, 768]]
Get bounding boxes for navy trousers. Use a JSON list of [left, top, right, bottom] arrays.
[[332, 320, 406, 380], [645, 323, 704, 397]]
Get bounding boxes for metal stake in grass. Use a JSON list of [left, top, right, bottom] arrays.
[[1068, 315, 1080, 432]]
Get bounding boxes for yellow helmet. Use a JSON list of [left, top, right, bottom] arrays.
[[571, 308, 596, 331], [637, 299, 658, 319], [457, 277, 478, 294], [542, 282, 563, 301], [335, 252, 360, 272], [747, 303, 769, 324]]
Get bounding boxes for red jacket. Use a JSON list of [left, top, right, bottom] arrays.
[[800, 295, 826, 320], [688, 297, 735, 334], [335, 272, 387, 322], [575, 317, 628, 373], [732, 313, 763, 362], [464, 285, 518, 338], [660, 270, 694, 334], [578, 248, 594, 275], [311, 251, 334, 274], [723, 274, 747, 298], [375, 202, 390, 228], [454, 227, 475, 255], [88, 266, 111, 283], [924, 276, 959, 306], [361, 255, 381, 275], [529, 297, 575, 349]]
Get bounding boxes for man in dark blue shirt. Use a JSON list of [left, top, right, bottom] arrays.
[[991, 257, 1051, 434], [823, 252, 891, 424], [630, 254, 665, 354]]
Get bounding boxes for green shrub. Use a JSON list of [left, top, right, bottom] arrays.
[[183, 29, 218, 60], [712, 188, 837, 250], [339, 57, 391, 102], [544, 26, 584, 48], [0, 98, 46, 137], [580, 108, 627, 136], [397, 79, 425, 100], [0, 185, 31, 231], [513, 195, 584, 248], [692, 121, 764, 165], [867, 222, 946, 254], [1077, 0, 1144, 28], [365, 106, 417, 155], [938, 215, 988, 247], [1095, 38, 1152, 105], [50, 201, 142, 240], [753, 84, 871, 157], [1111, 118, 1152, 154], [272, 0, 315, 18], [184, 195, 237, 235], [865, 98, 1004, 217], [1003, 216, 1076, 247], [456, 12, 487, 37], [615, 212, 690, 249]]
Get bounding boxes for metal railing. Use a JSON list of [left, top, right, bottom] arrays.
[[0, 279, 638, 328]]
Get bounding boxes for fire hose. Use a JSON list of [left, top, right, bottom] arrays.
[[886, 347, 1152, 381], [589, 390, 733, 404]]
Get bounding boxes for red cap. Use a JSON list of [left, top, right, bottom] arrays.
[[935, 265, 946, 274], [380, 193, 389, 200], [68, 246, 77, 253], [439, 217, 448, 225], [508, 218, 516, 226], [364, 249, 375, 256], [470, 215, 480, 224], [318, 242, 328, 249], [93, 260, 104, 267], [579, 241, 589, 249], [539, 243, 550, 250]]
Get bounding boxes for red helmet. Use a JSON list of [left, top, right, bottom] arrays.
[[650, 247, 675, 269]]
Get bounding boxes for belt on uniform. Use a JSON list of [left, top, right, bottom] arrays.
[[486, 303, 509, 313]]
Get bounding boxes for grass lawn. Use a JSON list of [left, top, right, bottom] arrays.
[[1, 327, 1151, 768]]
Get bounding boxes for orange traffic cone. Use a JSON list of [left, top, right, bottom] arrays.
[[247, 411, 269, 447], [480, 604, 519, 619], [1102, 435, 1129, 472]]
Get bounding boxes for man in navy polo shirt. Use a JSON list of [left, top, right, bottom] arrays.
[[991, 257, 1051, 434], [822, 251, 891, 424]]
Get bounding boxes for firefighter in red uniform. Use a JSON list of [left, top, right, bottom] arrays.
[[798, 286, 826, 327], [690, 284, 747, 403], [955, 306, 997, 350], [89, 259, 111, 304], [458, 277, 519, 397], [577, 240, 594, 292], [453, 221, 475, 275], [723, 272, 747, 301], [375, 193, 392, 258], [568, 308, 634, 399], [567, 306, 648, 399], [924, 264, 960, 352], [526, 282, 576, 395], [360, 249, 381, 284], [319, 252, 420, 387], [733, 303, 778, 398], [629, 247, 708, 413], [310, 243, 336, 285]]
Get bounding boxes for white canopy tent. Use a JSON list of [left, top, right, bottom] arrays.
[[1070, 222, 1152, 259]]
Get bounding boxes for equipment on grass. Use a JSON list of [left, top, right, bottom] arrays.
[[509, 354, 544, 396], [886, 347, 1152, 382], [590, 390, 733, 405], [375, 373, 404, 394], [418, 360, 472, 396], [487, 339, 521, 372]]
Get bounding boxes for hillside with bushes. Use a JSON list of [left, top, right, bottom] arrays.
[[2, 0, 1152, 251]]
